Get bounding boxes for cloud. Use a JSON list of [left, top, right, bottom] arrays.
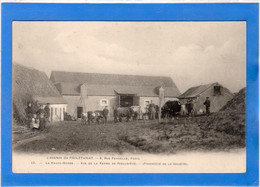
[[166, 40, 246, 92], [13, 21, 246, 93]]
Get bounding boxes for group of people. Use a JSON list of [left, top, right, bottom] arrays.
[[83, 98, 211, 125], [25, 102, 50, 131], [186, 97, 211, 116], [91, 103, 157, 125]]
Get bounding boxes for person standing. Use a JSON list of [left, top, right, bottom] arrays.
[[44, 103, 50, 122], [25, 102, 34, 120], [138, 106, 142, 120], [186, 99, 193, 116], [103, 106, 109, 125], [113, 107, 118, 123], [203, 97, 211, 116], [149, 101, 156, 120], [37, 105, 47, 131]]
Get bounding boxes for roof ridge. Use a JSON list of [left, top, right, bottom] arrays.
[[180, 82, 219, 98], [57, 82, 176, 87], [195, 82, 218, 96], [51, 70, 172, 79]]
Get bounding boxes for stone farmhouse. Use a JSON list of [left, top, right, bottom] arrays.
[[50, 71, 181, 119], [179, 82, 234, 114]]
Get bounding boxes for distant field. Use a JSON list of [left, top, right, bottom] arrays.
[[13, 115, 245, 154]]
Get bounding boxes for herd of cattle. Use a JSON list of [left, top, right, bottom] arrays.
[[81, 101, 194, 125]]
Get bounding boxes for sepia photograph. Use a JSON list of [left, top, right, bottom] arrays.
[[12, 21, 246, 173]]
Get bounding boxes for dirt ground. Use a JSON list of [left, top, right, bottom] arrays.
[[13, 115, 246, 154]]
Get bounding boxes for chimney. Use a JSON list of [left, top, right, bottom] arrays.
[[80, 83, 88, 97]]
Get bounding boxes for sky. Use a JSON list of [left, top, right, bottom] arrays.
[[13, 21, 246, 93]]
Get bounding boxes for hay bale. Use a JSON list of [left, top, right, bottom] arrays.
[[13, 63, 61, 124]]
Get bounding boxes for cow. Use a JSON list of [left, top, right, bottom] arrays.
[[81, 112, 88, 125], [114, 107, 135, 123], [87, 110, 104, 125], [161, 101, 182, 119]]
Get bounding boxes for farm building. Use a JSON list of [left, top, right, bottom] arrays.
[[50, 71, 181, 119], [13, 64, 67, 123], [33, 96, 67, 122], [179, 82, 234, 114]]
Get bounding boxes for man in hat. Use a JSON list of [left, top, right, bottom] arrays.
[[203, 97, 211, 116], [113, 107, 118, 123], [25, 102, 34, 120], [103, 106, 109, 125], [44, 103, 50, 122], [149, 100, 156, 120]]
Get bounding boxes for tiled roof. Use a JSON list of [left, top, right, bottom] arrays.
[[179, 83, 218, 98], [55, 83, 180, 97], [51, 71, 181, 97]]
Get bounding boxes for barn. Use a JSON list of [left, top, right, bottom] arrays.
[[50, 71, 181, 119], [179, 82, 234, 114], [13, 64, 67, 123]]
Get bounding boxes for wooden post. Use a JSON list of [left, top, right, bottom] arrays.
[[159, 86, 165, 123], [159, 98, 162, 123]]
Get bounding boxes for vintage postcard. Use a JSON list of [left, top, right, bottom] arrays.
[[12, 21, 247, 173], [2, 3, 259, 187]]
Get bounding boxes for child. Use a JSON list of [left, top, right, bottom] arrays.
[[35, 118, 40, 129], [30, 114, 40, 130]]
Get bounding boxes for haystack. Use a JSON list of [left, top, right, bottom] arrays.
[[208, 87, 246, 144], [220, 87, 246, 113], [13, 63, 61, 124]]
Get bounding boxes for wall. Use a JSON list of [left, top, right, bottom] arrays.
[[63, 95, 178, 119], [194, 87, 234, 114], [49, 104, 67, 122], [63, 95, 116, 119]]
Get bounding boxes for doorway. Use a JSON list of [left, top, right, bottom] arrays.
[[77, 107, 83, 118], [120, 95, 134, 107]]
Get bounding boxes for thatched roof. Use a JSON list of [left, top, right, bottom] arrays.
[[51, 71, 181, 97], [13, 63, 62, 123], [13, 64, 61, 97]]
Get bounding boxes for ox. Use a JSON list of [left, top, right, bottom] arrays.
[[114, 107, 135, 123], [161, 101, 181, 119]]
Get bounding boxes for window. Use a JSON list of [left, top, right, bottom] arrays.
[[100, 99, 109, 106], [214, 86, 221, 95]]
